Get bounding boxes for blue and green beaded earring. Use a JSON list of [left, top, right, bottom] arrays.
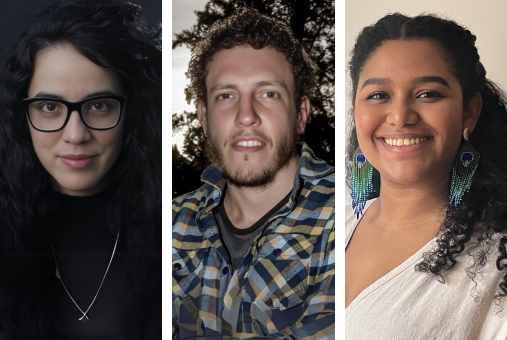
[[448, 128, 480, 211], [351, 147, 373, 219]]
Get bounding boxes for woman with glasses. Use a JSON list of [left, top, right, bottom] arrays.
[[0, 0, 161, 339], [346, 14, 507, 339]]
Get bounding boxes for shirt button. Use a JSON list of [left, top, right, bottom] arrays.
[[273, 249, 282, 256], [173, 263, 182, 270], [222, 267, 230, 275]]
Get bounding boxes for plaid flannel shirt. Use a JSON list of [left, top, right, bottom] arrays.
[[172, 143, 335, 340]]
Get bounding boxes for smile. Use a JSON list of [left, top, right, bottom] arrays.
[[384, 137, 428, 147], [234, 140, 265, 147]]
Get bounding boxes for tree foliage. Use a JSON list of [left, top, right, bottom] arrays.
[[172, 0, 335, 195]]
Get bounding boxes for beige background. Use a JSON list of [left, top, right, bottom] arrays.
[[345, 0, 507, 121]]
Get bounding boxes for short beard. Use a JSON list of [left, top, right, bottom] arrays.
[[204, 121, 300, 190]]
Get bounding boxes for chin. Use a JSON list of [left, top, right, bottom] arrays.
[[53, 175, 104, 196], [384, 171, 430, 186], [223, 165, 278, 189]]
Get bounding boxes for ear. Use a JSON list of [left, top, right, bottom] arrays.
[[197, 101, 207, 136], [464, 92, 482, 133], [297, 96, 310, 134]]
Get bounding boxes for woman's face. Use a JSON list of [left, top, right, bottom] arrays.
[[354, 39, 480, 188], [27, 45, 124, 196]]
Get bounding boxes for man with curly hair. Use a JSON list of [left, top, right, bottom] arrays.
[[172, 9, 335, 339]]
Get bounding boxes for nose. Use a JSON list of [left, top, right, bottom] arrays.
[[234, 95, 260, 128], [61, 110, 92, 144], [385, 96, 419, 127]]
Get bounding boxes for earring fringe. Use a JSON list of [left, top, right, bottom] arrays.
[[448, 140, 480, 210], [351, 147, 373, 219]]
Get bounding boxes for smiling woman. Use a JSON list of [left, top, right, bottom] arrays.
[[0, 0, 161, 339], [346, 14, 507, 339]]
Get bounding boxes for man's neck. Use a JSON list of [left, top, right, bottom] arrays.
[[223, 156, 300, 229]]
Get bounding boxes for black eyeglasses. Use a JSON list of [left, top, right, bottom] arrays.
[[22, 95, 127, 132]]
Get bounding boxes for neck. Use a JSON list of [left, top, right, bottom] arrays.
[[368, 175, 450, 231], [223, 155, 299, 229]]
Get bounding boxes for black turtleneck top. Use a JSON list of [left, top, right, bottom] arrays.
[[0, 190, 161, 340]]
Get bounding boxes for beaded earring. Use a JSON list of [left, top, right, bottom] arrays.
[[448, 128, 480, 210], [351, 146, 373, 219]]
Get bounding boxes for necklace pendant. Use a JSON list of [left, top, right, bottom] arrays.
[[78, 315, 90, 323]]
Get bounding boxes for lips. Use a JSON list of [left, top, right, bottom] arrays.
[[378, 134, 431, 153], [59, 154, 96, 169], [234, 140, 265, 147], [230, 136, 267, 153], [384, 137, 428, 146]]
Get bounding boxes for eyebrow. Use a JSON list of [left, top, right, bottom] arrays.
[[360, 76, 451, 91], [208, 80, 290, 95], [413, 76, 450, 88], [32, 90, 120, 100], [360, 77, 389, 90], [256, 80, 290, 94], [208, 84, 237, 95]]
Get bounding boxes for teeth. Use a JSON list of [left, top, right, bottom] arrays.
[[236, 140, 264, 147], [384, 137, 427, 146]]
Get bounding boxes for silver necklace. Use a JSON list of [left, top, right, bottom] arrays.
[[51, 230, 120, 323]]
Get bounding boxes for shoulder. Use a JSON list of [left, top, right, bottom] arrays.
[[172, 185, 208, 242], [298, 144, 334, 211], [301, 170, 335, 212], [172, 166, 225, 219], [172, 182, 222, 251], [345, 204, 356, 229], [345, 199, 376, 246], [172, 183, 214, 220]]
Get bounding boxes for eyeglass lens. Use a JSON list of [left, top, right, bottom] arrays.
[[28, 98, 121, 130]]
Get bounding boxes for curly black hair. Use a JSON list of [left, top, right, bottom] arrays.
[[185, 8, 319, 115], [347, 13, 507, 302], [0, 0, 161, 336]]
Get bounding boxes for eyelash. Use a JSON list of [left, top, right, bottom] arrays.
[[366, 92, 388, 100], [216, 91, 280, 100], [217, 93, 233, 100], [417, 91, 444, 99], [262, 91, 279, 99], [365, 91, 444, 100]]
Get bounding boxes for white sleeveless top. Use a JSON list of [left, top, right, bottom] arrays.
[[346, 199, 507, 340]]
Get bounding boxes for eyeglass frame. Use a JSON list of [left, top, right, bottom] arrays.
[[21, 95, 127, 132]]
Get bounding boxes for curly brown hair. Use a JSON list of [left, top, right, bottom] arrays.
[[185, 8, 319, 114]]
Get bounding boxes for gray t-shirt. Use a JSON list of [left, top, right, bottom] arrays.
[[213, 189, 291, 272]]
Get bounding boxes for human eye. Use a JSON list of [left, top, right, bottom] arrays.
[[217, 93, 234, 100], [84, 99, 117, 117], [417, 91, 444, 100], [366, 92, 389, 100], [39, 101, 64, 114], [261, 91, 279, 99], [89, 101, 110, 111]]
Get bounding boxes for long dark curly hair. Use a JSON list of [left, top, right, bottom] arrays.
[[0, 0, 161, 336], [347, 13, 507, 301], [185, 8, 319, 114]]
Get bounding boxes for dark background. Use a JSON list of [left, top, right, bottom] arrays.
[[0, 0, 161, 59]]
